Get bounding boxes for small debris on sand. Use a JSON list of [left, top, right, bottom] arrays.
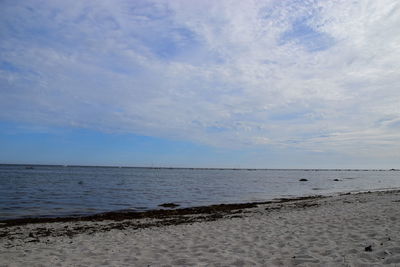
[[365, 245, 372, 252]]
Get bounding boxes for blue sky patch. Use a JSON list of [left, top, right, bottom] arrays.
[[280, 18, 335, 52]]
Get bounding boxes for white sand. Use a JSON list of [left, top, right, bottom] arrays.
[[1, 190, 400, 266]]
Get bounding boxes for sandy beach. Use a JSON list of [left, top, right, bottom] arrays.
[[1, 190, 400, 266]]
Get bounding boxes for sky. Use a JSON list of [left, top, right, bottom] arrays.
[[0, 0, 400, 168]]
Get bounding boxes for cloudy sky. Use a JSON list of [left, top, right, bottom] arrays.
[[1, 0, 399, 168]]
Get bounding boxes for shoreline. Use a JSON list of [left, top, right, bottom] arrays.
[[2, 189, 400, 265], [2, 187, 399, 227], [0, 194, 325, 228]]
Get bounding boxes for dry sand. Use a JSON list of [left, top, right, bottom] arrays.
[[1, 190, 400, 266]]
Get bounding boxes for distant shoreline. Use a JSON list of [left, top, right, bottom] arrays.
[[0, 163, 398, 171]]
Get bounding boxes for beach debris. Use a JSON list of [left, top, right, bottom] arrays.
[[210, 213, 223, 219], [158, 203, 180, 208], [299, 178, 308, 182], [365, 245, 373, 252]]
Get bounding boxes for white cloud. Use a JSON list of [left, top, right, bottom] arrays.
[[1, 0, 400, 158]]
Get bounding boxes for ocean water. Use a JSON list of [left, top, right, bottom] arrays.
[[0, 165, 399, 220]]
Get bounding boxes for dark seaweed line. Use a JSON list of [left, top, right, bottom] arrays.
[[0, 195, 324, 228]]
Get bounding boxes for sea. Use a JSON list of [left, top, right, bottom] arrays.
[[0, 164, 399, 220]]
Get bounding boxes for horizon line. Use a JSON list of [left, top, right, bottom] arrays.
[[0, 163, 398, 171]]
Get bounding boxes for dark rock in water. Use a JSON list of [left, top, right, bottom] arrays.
[[365, 245, 372, 252], [159, 203, 180, 208], [333, 179, 340, 181], [299, 179, 308, 182]]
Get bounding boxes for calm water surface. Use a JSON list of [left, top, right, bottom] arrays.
[[0, 165, 399, 219]]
